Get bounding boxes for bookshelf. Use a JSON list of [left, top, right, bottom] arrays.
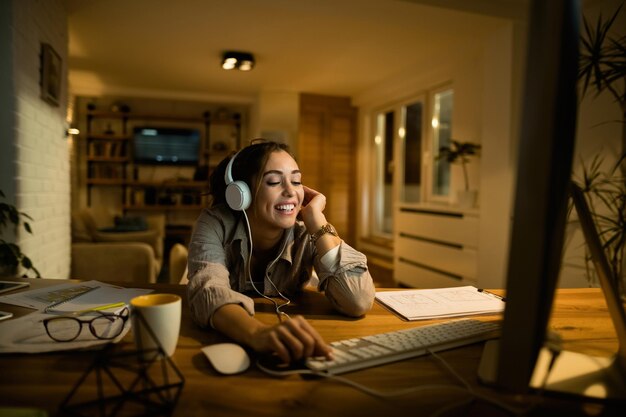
[[84, 109, 241, 211]]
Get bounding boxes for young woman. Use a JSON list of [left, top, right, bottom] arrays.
[[187, 140, 375, 363]]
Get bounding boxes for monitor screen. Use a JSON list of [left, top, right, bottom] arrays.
[[478, 0, 580, 392], [132, 127, 200, 165], [478, 0, 626, 402]]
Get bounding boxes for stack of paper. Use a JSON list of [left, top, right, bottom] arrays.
[[375, 286, 505, 321], [0, 280, 149, 312], [0, 280, 152, 353]]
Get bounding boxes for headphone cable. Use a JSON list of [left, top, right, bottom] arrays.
[[241, 209, 291, 322]]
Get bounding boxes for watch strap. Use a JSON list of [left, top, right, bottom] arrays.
[[310, 223, 337, 244]]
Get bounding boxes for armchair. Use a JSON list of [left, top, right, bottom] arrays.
[[168, 243, 188, 285], [72, 242, 158, 283], [71, 209, 165, 283]]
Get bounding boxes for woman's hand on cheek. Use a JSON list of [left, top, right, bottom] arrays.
[[300, 186, 327, 227], [250, 315, 332, 364]]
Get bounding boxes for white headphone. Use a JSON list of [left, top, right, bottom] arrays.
[[224, 150, 251, 211]]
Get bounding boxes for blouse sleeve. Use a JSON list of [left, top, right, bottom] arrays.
[[186, 210, 255, 328], [315, 241, 375, 317]]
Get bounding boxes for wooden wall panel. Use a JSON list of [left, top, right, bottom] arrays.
[[299, 112, 324, 192], [298, 94, 357, 245]]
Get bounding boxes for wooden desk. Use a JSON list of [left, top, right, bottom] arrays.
[[0, 278, 620, 417]]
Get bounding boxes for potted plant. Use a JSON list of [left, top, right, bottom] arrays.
[[0, 190, 40, 277], [438, 140, 481, 208], [574, 4, 626, 295]]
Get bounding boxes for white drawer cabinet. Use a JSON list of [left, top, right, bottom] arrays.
[[394, 207, 479, 288]]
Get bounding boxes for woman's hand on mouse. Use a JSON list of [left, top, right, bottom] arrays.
[[249, 315, 332, 364]]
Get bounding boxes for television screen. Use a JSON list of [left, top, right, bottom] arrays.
[[132, 127, 200, 165]]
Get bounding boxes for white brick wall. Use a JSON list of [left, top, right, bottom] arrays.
[[10, 0, 70, 278]]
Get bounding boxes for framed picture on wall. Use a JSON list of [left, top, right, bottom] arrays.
[[40, 43, 61, 107]]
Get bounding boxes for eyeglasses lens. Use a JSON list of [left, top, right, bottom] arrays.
[[91, 315, 125, 339], [46, 317, 81, 342]]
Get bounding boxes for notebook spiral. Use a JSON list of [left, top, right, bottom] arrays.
[[43, 285, 100, 313]]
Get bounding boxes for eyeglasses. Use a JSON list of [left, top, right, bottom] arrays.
[[43, 307, 129, 342]]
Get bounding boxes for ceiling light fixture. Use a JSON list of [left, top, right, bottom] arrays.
[[221, 51, 255, 71]]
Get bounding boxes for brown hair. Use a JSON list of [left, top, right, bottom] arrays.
[[208, 139, 293, 209]]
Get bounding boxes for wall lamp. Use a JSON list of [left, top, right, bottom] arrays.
[[221, 51, 255, 71]]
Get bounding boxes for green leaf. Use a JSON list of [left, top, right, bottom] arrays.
[[31, 265, 42, 278], [8, 206, 18, 225], [21, 256, 33, 269]]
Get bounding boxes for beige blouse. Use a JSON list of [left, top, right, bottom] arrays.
[[186, 204, 375, 327]]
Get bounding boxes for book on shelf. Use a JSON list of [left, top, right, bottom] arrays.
[[88, 138, 127, 159], [103, 141, 113, 157], [88, 164, 125, 180]]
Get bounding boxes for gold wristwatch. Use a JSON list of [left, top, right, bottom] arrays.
[[310, 223, 338, 244]]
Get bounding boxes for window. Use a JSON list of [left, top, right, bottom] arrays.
[[401, 101, 424, 203], [429, 88, 454, 200], [370, 96, 425, 237], [372, 110, 394, 236], [367, 87, 453, 239]]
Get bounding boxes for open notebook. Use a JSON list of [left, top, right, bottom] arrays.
[[375, 286, 505, 321], [0, 280, 151, 313]]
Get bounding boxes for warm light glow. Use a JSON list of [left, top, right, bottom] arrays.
[[239, 60, 253, 71], [222, 58, 237, 70], [398, 127, 405, 138], [431, 118, 439, 128], [222, 52, 255, 71], [374, 135, 382, 145], [67, 128, 80, 135]]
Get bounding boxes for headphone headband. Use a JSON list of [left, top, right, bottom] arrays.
[[224, 150, 240, 185]]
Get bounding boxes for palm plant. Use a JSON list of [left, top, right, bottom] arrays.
[[578, 3, 626, 170], [0, 190, 40, 277], [575, 3, 625, 293], [438, 140, 481, 191]]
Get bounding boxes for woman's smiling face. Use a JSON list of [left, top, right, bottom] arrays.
[[247, 150, 304, 232]]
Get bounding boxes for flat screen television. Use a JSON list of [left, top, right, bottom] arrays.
[[132, 127, 200, 165]]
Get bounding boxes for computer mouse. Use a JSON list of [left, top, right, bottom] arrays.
[[201, 343, 250, 375]]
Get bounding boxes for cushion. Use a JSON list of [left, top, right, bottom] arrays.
[[99, 216, 148, 233]]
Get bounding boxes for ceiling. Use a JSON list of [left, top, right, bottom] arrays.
[[64, 0, 528, 102]]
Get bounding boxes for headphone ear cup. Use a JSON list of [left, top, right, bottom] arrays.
[[225, 180, 251, 211]]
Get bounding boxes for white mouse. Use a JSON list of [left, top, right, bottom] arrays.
[[201, 343, 250, 375]]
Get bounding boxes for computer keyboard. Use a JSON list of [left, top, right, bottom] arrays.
[[305, 318, 500, 375]]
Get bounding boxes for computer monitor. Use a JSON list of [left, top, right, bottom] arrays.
[[477, 0, 626, 402]]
